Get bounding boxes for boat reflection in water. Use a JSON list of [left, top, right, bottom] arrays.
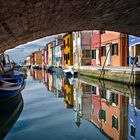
[[0, 93, 23, 139], [30, 69, 140, 140]]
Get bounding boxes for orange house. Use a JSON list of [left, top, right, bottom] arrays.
[[34, 49, 42, 67], [101, 31, 128, 66]]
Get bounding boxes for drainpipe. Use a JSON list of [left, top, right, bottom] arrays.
[[99, 31, 101, 66]]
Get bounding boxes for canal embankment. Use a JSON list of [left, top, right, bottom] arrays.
[[78, 66, 140, 85], [61, 66, 140, 86]]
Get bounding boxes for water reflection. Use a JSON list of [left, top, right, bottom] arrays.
[[0, 93, 23, 139], [29, 69, 140, 140]]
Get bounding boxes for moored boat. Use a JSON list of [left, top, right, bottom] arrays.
[[63, 67, 78, 78], [0, 75, 25, 101]]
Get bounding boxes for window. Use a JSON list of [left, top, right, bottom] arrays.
[[82, 50, 91, 57], [112, 93, 118, 105], [112, 43, 118, 55], [130, 124, 136, 138], [92, 50, 96, 59], [102, 90, 106, 99], [98, 109, 106, 121], [112, 115, 118, 130], [92, 86, 96, 94], [101, 46, 106, 56]]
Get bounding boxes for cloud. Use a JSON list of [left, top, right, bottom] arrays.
[[5, 34, 60, 63]]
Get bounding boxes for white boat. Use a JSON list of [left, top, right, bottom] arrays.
[[63, 67, 78, 77]]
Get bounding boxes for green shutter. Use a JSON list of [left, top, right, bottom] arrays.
[[99, 109, 106, 121], [114, 43, 118, 55], [131, 125, 136, 138], [112, 93, 118, 105], [92, 50, 96, 59], [94, 50, 96, 59], [112, 115, 118, 130]]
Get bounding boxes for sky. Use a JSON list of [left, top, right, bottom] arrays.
[[5, 35, 58, 63]]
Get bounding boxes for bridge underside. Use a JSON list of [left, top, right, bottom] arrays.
[[0, 0, 140, 51]]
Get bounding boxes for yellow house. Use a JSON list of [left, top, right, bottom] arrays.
[[63, 33, 73, 66]]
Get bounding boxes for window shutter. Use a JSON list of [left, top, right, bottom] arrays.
[[116, 44, 118, 55]]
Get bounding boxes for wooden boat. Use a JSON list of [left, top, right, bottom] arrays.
[[0, 75, 25, 101]]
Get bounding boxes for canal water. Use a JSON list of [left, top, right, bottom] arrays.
[[2, 69, 140, 140]]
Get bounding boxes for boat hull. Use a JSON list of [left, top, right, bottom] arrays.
[[0, 81, 25, 101]]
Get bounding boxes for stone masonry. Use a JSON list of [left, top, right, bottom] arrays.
[[0, 0, 140, 51]]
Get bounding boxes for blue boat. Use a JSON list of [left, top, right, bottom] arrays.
[[0, 75, 25, 101]]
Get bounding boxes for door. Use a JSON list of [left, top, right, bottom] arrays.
[[106, 45, 111, 66], [96, 49, 100, 65]]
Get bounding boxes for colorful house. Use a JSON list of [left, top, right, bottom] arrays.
[[73, 31, 92, 68], [53, 35, 63, 67], [91, 30, 101, 66], [128, 35, 140, 66], [42, 49, 45, 68], [47, 41, 54, 66], [63, 33, 73, 66], [34, 49, 42, 67], [52, 41, 56, 65], [30, 52, 35, 66], [101, 31, 128, 66], [42, 46, 48, 68], [61, 40, 64, 67]]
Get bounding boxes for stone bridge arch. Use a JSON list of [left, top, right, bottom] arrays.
[[0, 0, 140, 51]]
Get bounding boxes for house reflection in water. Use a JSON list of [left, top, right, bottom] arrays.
[[128, 87, 140, 140], [52, 73, 64, 98], [73, 80, 92, 127], [99, 87, 128, 140], [63, 78, 73, 109], [28, 69, 140, 140], [30, 69, 42, 82], [48, 73, 54, 93], [73, 79, 129, 140]]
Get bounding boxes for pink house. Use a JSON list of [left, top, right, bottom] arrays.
[[91, 30, 101, 66]]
